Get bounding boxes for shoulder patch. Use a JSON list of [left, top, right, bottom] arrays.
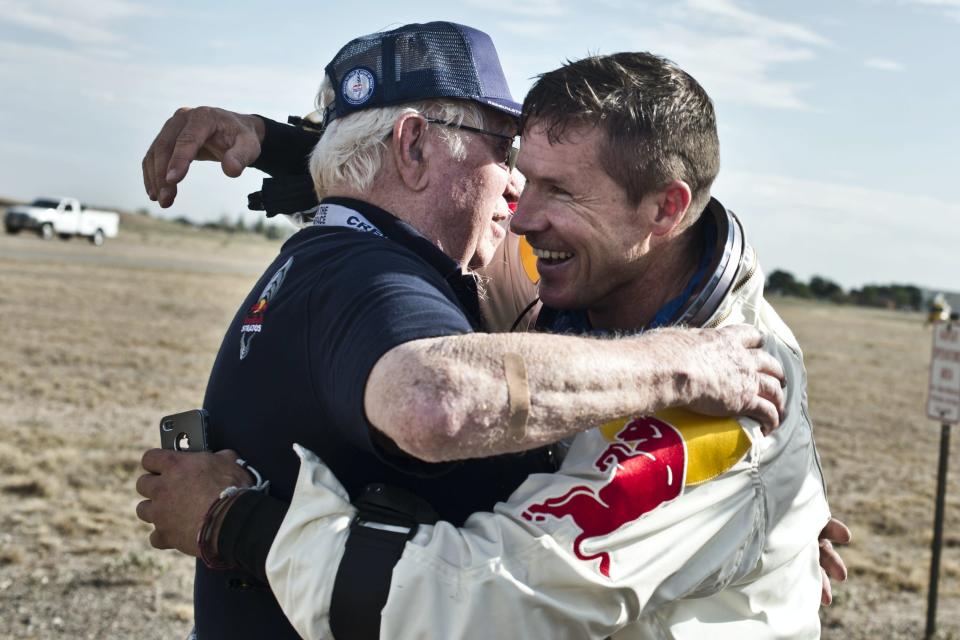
[[522, 410, 750, 579], [523, 415, 686, 577], [600, 408, 750, 486]]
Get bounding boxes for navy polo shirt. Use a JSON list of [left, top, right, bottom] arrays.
[[194, 197, 557, 639]]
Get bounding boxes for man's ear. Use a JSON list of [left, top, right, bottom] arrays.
[[390, 113, 431, 191], [649, 180, 693, 237]]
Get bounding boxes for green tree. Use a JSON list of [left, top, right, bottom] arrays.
[[767, 270, 797, 295], [809, 276, 843, 300], [849, 284, 923, 310], [767, 270, 812, 298]]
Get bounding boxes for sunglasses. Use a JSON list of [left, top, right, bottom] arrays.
[[424, 117, 520, 171]]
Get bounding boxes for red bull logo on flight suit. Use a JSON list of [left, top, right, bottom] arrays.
[[522, 416, 686, 577], [521, 409, 751, 578]]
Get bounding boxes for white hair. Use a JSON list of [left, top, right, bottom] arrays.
[[308, 76, 488, 198]]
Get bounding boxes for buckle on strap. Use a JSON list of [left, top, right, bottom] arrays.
[[329, 484, 439, 640]]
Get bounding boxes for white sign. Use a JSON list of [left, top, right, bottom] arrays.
[[927, 322, 960, 424]]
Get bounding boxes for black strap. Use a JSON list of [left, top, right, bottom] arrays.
[[329, 483, 439, 640], [381, 36, 397, 104], [247, 175, 319, 218]]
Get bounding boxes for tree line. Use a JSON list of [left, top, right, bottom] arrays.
[[766, 270, 924, 310], [161, 211, 291, 240]]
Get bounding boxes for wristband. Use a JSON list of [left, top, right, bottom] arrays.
[[198, 490, 247, 570]]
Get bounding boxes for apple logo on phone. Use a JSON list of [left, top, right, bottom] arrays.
[[176, 433, 191, 451]]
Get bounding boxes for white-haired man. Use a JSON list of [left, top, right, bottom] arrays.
[[136, 24, 786, 640]]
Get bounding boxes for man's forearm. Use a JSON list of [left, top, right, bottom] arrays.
[[366, 328, 740, 462]]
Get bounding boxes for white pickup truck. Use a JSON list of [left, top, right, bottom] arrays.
[[4, 197, 119, 246]]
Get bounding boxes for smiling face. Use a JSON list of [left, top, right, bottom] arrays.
[[510, 122, 662, 313], [422, 110, 520, 270]]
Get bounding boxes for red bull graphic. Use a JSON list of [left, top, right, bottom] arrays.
[[239, 256, 294, 360], [243, 298, 269, 327], [521, 416, 687, 577]]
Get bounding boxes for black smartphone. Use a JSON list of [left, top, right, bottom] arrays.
[[160, 409, 210, 452]]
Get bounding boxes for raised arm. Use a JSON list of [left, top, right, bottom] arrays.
[[365, 324, 786, 462], [142, 108, 318, 207]]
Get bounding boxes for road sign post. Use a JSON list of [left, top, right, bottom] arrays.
[[925, 421, 951, 640], [925, 320, 959, 640]]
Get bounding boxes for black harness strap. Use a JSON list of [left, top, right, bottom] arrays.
[[329, 483, 439, 639]]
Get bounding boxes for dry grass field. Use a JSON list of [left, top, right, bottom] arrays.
[[1, 211, 957, 639]]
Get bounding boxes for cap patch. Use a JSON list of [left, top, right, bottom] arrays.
[[341, 67, 376, 106]]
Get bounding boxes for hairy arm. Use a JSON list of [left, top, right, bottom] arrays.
[[365, 325, 785, 462]]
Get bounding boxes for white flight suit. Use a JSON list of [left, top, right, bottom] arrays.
[[265, 235, 832, 639]]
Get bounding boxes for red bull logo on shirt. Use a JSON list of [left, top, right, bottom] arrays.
[[239, 256, 294, 360], [522, 416, 686, 577], [521, 409, 751, 578], [242, 298, 269, 328]]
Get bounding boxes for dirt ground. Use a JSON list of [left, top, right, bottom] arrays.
[[1, 214, 957, 639]]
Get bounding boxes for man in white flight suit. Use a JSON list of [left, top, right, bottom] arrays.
[[265, 52, 834, 638]]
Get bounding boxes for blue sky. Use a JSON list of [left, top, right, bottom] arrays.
[[1, 0, 958, 290]]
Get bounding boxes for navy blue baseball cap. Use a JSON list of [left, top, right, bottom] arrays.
[[323, 22, 521, 125]]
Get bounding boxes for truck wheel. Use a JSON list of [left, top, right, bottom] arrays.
[[41, 223, 54, 240], [90, 229, 105, 246], [4, 225, 19, 235]]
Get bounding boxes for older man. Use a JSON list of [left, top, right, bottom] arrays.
[[253, 53, 833, 639], [136, 25, 784, 640]]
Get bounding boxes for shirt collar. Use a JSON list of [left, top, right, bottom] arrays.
[[322, 197, 465, 276], [294, 197, 484, 328]]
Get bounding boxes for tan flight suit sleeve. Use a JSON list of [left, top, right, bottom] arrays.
[[475, 227, 541, 332]]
